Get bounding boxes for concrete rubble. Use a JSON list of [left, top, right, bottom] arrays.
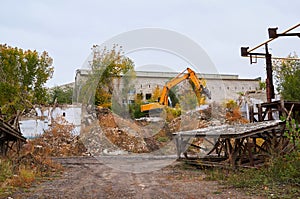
[[26, 103, 247, 157], [80, 104, 234, 156], [27, 117, 86, 157]]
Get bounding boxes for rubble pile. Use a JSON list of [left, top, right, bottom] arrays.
[[81, 103, 247, 156], [80, 108, 158, 154], [99, 108, 163, 153], [28, 117, 86, 157], [81, 107, 214, 155], [79, 124, 120, 155]]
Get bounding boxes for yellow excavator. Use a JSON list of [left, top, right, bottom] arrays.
[[141, 68, 211, 112]]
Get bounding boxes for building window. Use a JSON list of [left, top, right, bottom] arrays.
[[149, 85, 150, 88], [227, 87, 230, 90], [146, 93, 152, 100], [242, 87, 244, 90], [141, 84, 142, 88], [128, 89, 136, 94]]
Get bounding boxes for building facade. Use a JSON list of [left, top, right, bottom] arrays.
[[74, 69, 261, 104]]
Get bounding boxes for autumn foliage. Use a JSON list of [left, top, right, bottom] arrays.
[[225, 100, 248, 124]]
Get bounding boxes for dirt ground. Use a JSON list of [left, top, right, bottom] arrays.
[[11, 156, 264, 199], [8, 106, 264, 198]]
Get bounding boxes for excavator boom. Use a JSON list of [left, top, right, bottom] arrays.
[[140, 68, 211, 112]]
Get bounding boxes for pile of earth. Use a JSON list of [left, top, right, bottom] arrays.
[[25, 117, 87, 157], [20, 103, 247, 158], [79, 105, 228, 155]]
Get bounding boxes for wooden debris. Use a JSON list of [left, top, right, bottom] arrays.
[[0, 118, 26, 156]]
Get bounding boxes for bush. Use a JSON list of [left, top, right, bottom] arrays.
[[0, 159, 13, 182], [8, 168, 35, 188], [203, 151, 300, 198], [165, 105, 181, 122], [157, 136, 169, 142], [129, 102, 147, 119]]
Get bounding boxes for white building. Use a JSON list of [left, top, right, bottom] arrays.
[[74, 69, 261, 104]]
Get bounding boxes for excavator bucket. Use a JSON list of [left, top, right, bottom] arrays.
[[202, 86, 211, 99]]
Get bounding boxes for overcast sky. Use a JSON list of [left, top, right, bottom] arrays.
[[1, 0, 299, 87]]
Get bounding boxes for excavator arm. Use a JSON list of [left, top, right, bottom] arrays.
[[140, 68, 211, 112], [187, 68, 211, 105]]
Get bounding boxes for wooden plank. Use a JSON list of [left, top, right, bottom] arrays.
[[173, 120, 283, 138], [0, 120, 26, 141], [258, 104, 263, 122]]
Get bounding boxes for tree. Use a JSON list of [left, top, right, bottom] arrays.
[[273, 53, 300, 100], [129, 93, 147, 118], [79, 45, 135, 108], [150, 86, 161, 102], [259, 81, 266, 90], [179, 89, 198, 110], [0, 44, 54, 121], [169, 87, 179, 107], [280, 69, 300, 101], [49, 86, 73, 104]]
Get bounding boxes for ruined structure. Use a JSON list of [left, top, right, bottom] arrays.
[[74, 69, 261, 103]]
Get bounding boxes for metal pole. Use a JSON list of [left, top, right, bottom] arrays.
[[265, 43, 274, 120], [265, 43, 274, 103], [248, 23, 300, 53], [249, 55, 300, 60]]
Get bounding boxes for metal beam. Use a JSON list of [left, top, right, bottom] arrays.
[[248, 23, 300, 53]]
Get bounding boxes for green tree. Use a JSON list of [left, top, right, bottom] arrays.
[[0, 44, 54, 121], [179, 89, 198, 110], [79, 45, 135, 108], [273, 53, 300, 100], [49, 86, 73, 104], [259, 81, 266, 90], [129, 93, 147, 118], [280, 69, 300, 100], [169, 87, 179, 107]]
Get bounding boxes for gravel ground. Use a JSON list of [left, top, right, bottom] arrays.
[[11, 156, 264, 199]]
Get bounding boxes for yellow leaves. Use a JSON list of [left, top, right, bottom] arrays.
[[224, 99, 248, 124], [151, 85, 162, 102], [225, 99, 238, 110]]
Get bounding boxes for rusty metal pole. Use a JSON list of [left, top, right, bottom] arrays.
[[265, 43, 274, 120], [265, 43, 274, 103]]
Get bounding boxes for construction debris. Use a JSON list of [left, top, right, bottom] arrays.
[[0, 118, 26, 156], [26, 117, 86, 157], [80, 105, 227, 155], [22, 102, 246, 157]]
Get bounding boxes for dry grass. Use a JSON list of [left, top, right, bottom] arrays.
[[0, 116, 86, 197]]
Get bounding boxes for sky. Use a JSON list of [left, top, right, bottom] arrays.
[[1, 0, 299, 87]]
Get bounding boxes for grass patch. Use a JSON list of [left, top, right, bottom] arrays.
[[157, 136, 169, 142], [0, 155, 63, 198], [203, 152, 300, 198], [204, 167, 229, 181], [0, 116, 83, 197], [0, 159, 13, 182]]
